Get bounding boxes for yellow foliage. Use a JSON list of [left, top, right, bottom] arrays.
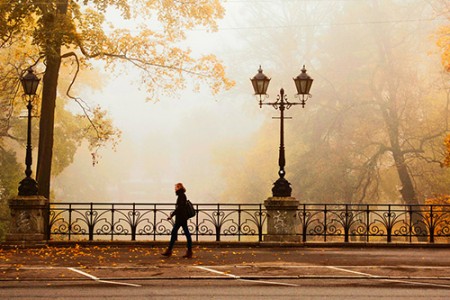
[[1, 0, 233, 96], [445, 134, 450, 167], [425, 195, 450, 235], [437, 22, 450, 166], [84, 105, 122, 165], [436, 25, 450, 72], [425, 194, 450, 206]]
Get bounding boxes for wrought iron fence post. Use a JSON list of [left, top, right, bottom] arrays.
[[366, 205, 370, 242], [153, 204, 157, 241], [430, 205, 434, 244], [111, 204, 115, 241], [408, 205, 413, 243], [131, 203, 136, 241], [324, 205, 328, 242], [302, 204, 307, 243], [344, 204, 349, 243], [45, 202, 50, 240], [259, 204, 263, 242], [387, 205, 392, 243], [68, 204, 72, 241], [216, 204, 221, 242], [195, 204, 199, 242], [238, 205, 242, 242], [89, 203, 94, 241]]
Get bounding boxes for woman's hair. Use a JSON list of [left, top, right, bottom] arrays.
[[175, 183, 186, 192]]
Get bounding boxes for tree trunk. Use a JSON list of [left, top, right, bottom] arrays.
[[381, 102, 428, 242], [36, 1, 68, 199], [392, 148, 428, 242], [392, 150, 418, 205], [36, 56, 61, 199]]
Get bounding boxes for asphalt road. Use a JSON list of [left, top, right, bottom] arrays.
[[1, 245, 450, 299], [3, 279, 450, 299]]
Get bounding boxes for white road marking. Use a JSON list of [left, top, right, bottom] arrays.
[[380, 278, 450, 289], [195, 266, 299, 287], [68, 267, 99, 280], [67, 267, 141, 287], [240, 278, 299, 287], [327, 266, 376, 277], [328, 266, 450, 289], [195, 266, 239, 278]]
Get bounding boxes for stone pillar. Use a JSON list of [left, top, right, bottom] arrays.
[[6, 195, 49, 246], [264, 196, 299, 242]]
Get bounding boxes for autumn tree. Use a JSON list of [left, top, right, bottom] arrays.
[[0, 35, 110, 239], [220, 0, 448, 210], [435, 5, 450, 165], [299, 0, 449, 206], [0, 0, 233, 199]]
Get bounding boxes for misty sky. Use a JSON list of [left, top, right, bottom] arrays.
[[53, 1, 266, 203]]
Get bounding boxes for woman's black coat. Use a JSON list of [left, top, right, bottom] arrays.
[[171, 189, 188, 224]]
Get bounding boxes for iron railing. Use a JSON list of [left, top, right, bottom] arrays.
[[48, 203, 450, 243]]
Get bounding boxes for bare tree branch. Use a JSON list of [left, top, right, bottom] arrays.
[[61, 51, 102, 141], [74, 37, 212, 79]]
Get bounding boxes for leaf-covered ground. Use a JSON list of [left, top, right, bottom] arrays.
[[0, 244, 271, 268]]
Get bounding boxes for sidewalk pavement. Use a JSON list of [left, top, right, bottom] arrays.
[[1, 241, 450, 284]]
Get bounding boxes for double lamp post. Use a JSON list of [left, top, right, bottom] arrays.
[[250, 65, 313, 198], [250, 65, 313, 242]]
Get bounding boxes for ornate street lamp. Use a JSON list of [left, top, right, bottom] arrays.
[[18, 67, 40, 196], [250, 65, 313, 197], [293, 65, 314, 107], [251, 66, 271, 106]]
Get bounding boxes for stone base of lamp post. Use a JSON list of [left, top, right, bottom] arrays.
[[6, 195, 49, 247], [264, 196, 300, 242]]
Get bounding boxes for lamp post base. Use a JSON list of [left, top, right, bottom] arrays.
[[264, 196, 299, 242], [6, 195, 49, 247]]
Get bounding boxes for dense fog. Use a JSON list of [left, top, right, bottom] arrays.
[[5, 0, 447, 205]]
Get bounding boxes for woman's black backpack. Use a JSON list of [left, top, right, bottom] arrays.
[[186, 200, 196, 219]]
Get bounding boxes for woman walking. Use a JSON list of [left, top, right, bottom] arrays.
[[162, 183, 193, 258]]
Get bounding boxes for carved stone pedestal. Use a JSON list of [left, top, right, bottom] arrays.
[[264, 196, 300, 242], [6, 195, 49, 246]]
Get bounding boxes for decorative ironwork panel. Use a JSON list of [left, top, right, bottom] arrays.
[[49, 203, 450, 243], [49, 203, 267, 242]]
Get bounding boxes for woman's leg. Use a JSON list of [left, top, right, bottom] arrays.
[[181, 222, 193, 258], [168, 223, 181, 250], [181, 223, 192, 250]]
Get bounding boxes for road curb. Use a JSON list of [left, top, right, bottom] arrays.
[[1, 240, 450, 249]]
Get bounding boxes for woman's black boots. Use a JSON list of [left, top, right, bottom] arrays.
[[183, 249, 193, 258]]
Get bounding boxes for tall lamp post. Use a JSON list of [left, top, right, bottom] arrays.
[[18, 67, 40, 196], [250, 65, 313, 197], [7, 67, 49, 245]]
